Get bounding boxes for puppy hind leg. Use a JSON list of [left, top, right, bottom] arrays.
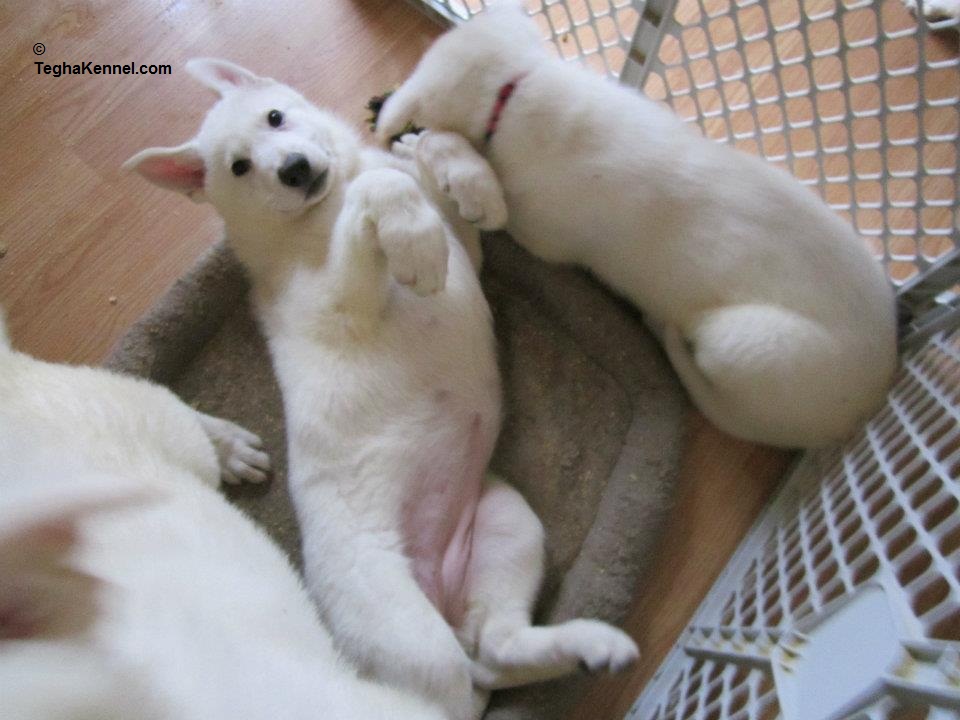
[[304, 538, 476, 720], [665, 305, 852, 448], [462, 476, 639, 691], [457, 475, 542, 682]]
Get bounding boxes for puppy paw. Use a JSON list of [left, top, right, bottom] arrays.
[[557, 619, 640, 675], [198, 414, 271, 485], [350, 167, 450, 296], [390, 133, 421, 160], [378, 206, 449, 297], [441, 163, 509, 231], [417, 132, 508, 231]]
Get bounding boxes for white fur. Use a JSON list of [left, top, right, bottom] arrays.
[[126, 59, 638, 720], [0, 314, 446, 719], [378, 7, 899, 449], [903, 0, 960, 22]]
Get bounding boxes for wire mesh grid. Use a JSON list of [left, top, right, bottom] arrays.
[[412, 0, 645, 76], [629, 326, 960, 719], [637, 0, 960, 286]]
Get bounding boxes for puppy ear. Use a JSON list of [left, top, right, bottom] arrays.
[[185, 57, 262, 95], [123, 142, 206, 202], [0, 514, 98, 641], [375, 84, 421, 145], [0, 487, 157, 642]]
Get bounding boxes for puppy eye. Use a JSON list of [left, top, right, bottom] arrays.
[[267, 109, 283, 128], [231, 159, 252, 177]]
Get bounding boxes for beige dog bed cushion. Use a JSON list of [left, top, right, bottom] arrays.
[[106, 232, 688, 719]]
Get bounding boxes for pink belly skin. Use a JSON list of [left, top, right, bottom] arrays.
[[401, 411, 494, 628]]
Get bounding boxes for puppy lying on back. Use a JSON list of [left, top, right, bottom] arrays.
[[126, 60, 637, 720], [378, 5, 898, 449], [0, 313, 446, 720]]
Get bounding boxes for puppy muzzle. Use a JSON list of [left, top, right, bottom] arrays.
[[277, 153, 328, 199]]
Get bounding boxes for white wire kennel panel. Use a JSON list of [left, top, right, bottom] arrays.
[[636, 0, 959, 285], [628, 322, 960, 720], [622, 257, 960, 717], [403, 0, 960, 717], [410, 0, 647, 77]]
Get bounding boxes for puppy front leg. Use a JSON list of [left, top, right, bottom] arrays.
[[328, 168, 449, 318], [196, 412, 270, 486], [413, 131, 508, 231]]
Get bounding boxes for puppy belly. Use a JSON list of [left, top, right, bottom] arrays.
[[401, 412, 493, 627]]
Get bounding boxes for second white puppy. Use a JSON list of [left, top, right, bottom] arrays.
[[127, 59, 638, 720], [377, 6, 899, 449], [0, 312, 444, 720]]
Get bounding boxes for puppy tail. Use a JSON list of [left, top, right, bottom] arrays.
[[661, 322, 758, 443]]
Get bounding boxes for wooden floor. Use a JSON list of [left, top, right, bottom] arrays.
[[0, 1, 789, 717]]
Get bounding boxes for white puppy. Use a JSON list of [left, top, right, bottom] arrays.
[[377, 6, 899, 449], [126, 60, 638, 720], [0, 313, 448, 719]]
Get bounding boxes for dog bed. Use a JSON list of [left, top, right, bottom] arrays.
[[106, 232, 688, 719]]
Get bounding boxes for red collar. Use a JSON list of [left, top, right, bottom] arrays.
[[483, 74, 526, 146]]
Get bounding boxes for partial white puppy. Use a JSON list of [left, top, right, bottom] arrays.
[[126, 60, 638, 720], [377, 6, 899, 449], [0, 312, 447, 719], [903, 0, 960, 22]]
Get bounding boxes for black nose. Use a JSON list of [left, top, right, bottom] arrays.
[[278, 153, 312, 188]]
